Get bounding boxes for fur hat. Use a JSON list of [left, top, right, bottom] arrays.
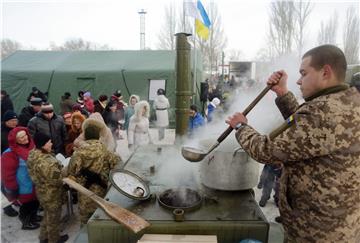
[[33, 132, 51, 149], [41, 103, 54, 113], [2, 110, 18, 122], [30, 97, 43, 106]]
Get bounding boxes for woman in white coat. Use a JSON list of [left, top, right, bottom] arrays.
[[128, 100, 151, 149], [153, 89, 170, 140]]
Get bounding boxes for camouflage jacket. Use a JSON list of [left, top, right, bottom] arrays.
[[27, 149, 64, 207], [67, 140, 121, 188], [236, 86, 360, 242]]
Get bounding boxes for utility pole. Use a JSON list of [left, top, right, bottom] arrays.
[[138, 9, 147, 50]]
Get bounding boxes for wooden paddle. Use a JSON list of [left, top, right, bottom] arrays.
[[63, 177, 150, 233]]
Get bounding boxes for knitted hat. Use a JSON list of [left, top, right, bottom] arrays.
[[30, 97, 43, 106], [41, 103, 54, 113], [83, 91, 91, 97], [33, 132, 51, 149], [2, 110, 17, 122], [84, 125, 100, 140], [63, 112, 72, 120], [114, 90, 122, 97], [211, 97, 220, 107], [32, 87, 38, 92], [98, 95, 108, 102]]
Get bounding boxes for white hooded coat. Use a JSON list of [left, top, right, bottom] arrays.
[[128, 101, 151, 146], [153, 94, 170, 128]]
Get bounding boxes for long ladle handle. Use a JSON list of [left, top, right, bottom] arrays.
[[216, 85, 273, 144]]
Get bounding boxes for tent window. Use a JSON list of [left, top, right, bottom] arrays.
[[77, 77, 95, 81], [149, 79, 166, 101]]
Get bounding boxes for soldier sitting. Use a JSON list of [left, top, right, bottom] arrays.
[[67, 124, 121, 225], [27, 132, 68, 243]]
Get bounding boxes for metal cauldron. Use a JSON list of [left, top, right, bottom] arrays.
[[200, 138, 259, 191], [158, 188, 202, 212]]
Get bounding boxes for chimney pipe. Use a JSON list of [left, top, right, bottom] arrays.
[[175, 33, 192, 137]]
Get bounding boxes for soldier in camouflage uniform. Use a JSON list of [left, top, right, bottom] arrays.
[[67, 120, 121, 224], [227, 45, 360, 242], [27, 132, 68, 243]]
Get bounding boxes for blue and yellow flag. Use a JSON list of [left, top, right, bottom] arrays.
[[185, 0, 211, 40]]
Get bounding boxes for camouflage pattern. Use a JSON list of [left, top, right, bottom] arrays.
[[236, 86, 360, 243], [67, 139, 121, 224], [27, 149, 64, 243]]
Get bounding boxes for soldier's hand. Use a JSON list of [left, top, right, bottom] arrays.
[[267, 70, 288, 97], [226, 112, 248, 129]]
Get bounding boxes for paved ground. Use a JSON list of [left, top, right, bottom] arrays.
[[1, 129, 283, 243]]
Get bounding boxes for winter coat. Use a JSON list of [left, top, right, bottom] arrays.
[[94, 100, 106, 114], [27, 149, 64, 208], [18, 106, 37, 127], [67, 139, 121, 224], [1, 127, 37, 204], [153, 94, 170, 128], [59, 97, 75, 115], [110, 95, 127, 120], [124, 95, 140, 131], [1, 124, 13, 153], [102, 111, 120, 134], [1, 95, 14, 117], [64, 112, 86, 157], [74, 112, 116, 152], [128, 101, 151, 146], [236, 86, 360, 242], [27, 112, 66, 155], [188, 112, 205, 133]]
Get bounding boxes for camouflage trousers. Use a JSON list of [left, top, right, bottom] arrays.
[[39, 202, 62, 243], [78, 184, 106, 224]]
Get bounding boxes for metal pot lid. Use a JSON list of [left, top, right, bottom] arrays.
[[110, 169, 150, 200]]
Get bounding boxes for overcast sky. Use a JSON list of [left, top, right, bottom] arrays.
[[2, 0, 359, 59]]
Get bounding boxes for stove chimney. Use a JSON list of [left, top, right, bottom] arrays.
[[175, 32, 192, 137]]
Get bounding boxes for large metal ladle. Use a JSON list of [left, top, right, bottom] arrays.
[[182, 85, 273, 162]]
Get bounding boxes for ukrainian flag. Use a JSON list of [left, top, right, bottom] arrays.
[[195, 1, 211, 40]]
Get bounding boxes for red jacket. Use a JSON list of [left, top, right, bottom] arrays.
[[1, 127, 37, 204]]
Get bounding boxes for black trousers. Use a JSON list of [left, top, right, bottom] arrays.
[[19, 200, 40, 220]]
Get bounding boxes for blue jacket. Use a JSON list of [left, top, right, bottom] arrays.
[[188, 112, 205, 134]]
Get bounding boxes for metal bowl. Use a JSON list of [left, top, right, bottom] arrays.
[[158, 188, 202, 212]]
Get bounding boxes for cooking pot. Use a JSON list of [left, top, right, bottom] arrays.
[[200, 138, 259, 191]]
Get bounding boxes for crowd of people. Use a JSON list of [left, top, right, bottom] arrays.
[[1, 44, 359, 243], [0, 87, 172, 242]]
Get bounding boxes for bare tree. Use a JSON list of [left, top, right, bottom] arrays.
[[343, 6, 359, 64], [317, 11, 338, 45], [226, 49, 244, 61], [267, 1, 296, 57], [49, 38, 93, 50], [157, 3, 177, 50], [1, 38, 22, 59], [294, 1, 313, 56]]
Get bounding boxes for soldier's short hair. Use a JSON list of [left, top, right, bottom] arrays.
[[84, 126, 100, 140], [303, 44, 347, 82]]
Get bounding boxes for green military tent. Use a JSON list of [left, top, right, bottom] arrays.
[[1, 50, 203, 126]]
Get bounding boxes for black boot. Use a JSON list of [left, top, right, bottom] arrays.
[[21, 215, 40, 230], [3, 205, 19, 217], [40, 234, 69, 243], [57, 234, 69, 243]]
